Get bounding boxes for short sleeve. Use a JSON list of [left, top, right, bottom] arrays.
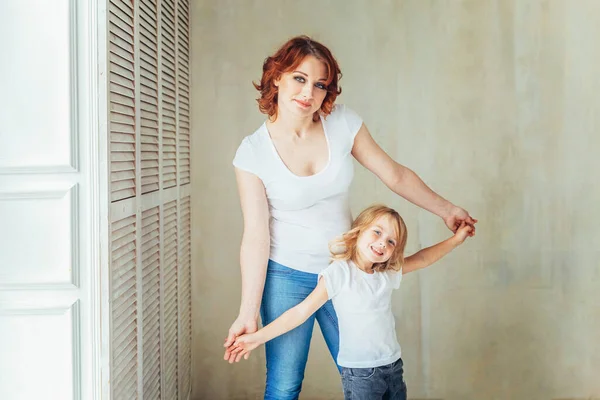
[[341, 105, 363, 141], [388, 269, 402, 290], [232, 137, 259, 176], [318, 261, 348, 299]]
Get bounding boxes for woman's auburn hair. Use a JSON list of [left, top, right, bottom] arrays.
[[329, 205, 408, 273], [253, 35, 342, 121]]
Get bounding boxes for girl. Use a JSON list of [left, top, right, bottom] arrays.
[[224, 35, 477, 399], [226, 205, 474, 400]]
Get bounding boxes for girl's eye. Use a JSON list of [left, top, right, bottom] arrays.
[[374, 230, 381, 235], [388, 240, 395, 246], [315, 83, 327, 90], [294, 76, 305, 83]]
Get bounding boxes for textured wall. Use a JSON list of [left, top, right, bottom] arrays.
[[190, 1, 600, 399]]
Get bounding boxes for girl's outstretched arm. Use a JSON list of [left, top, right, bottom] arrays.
[[225, 278, 329, 362], [402, 222, 473, 274]]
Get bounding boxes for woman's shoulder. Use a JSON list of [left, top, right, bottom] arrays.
[[238, 123, 268, 149], [327, 103, 360, 117], [327, 103, 351, 119], [325, 104, 363, 140], [232, 123, 269, 174]]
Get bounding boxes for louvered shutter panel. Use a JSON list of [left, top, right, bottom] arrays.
[[142, 207, 161, 399], [107, 0, 191, 398], [161, 0, 177, 189], [109, 0, 136, 202], [179, 195, 192, 398], [163, 200, 178, 399], [140, 0, 160, 194], [111, 215, 138, 399], [177, 0, 190, 186]]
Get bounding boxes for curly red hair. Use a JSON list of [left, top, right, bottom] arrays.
[[254, 35, 342, 121]]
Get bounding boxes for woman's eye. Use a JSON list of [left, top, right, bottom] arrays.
[[374, 230, 381, 235], [315, 83, 327, 90], [294, 76, 305, 83]]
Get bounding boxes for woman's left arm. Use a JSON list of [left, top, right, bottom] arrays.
[[351, 124, 477, 232]]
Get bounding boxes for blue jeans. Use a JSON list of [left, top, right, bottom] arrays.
[[260, 260, 341, 400], [341, 358, 407, 400]]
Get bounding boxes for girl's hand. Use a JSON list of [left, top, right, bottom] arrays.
[[223, 315, 258, 363], [444, 205, 477, 235], [227, 333, 263, 362], [453, 221, 474, 244]]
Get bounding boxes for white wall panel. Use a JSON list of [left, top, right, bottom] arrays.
[[0, 0, 75, 172], [0, 186, 77, 287]]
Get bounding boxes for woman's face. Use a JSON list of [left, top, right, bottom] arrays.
[[274, 55, 329, 119]]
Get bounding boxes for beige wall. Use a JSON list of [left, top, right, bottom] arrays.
[[190, 1, 600, 399]]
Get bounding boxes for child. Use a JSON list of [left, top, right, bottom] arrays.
[[226, 204, 474, 399]]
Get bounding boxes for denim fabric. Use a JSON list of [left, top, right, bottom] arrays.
[[260, 260, 341, 400], [341, 358, 407, 400]]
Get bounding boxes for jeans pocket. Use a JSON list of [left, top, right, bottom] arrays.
[[348, 367, 376, 379]]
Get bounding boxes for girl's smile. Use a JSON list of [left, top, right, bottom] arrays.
[[355, 215, 399, 271]]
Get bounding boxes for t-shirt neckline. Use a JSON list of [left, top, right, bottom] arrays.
[[262, 114, 331, 179]]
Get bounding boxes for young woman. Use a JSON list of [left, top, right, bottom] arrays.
[[224, 35, 477, 399]]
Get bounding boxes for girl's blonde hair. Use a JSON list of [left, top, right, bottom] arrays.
[[329, 204, 408, 272]]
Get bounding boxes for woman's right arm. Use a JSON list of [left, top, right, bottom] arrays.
[[227, 279, 329, 362], [223, 167, 271, 362]]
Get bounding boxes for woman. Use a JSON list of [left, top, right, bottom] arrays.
[[224, 35, 477, 399]]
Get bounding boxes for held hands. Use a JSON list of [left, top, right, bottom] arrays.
[[223, 315, 258, 363], [225, 333, 263, 363], [452, 221, 474, 245], [444, 205, 477, 236]]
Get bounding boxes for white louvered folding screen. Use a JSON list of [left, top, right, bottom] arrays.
[[107, 0, 191, 399]]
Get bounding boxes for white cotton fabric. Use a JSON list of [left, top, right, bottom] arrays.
[[319, 260, 403, 368], [233, 105, 363, 274]]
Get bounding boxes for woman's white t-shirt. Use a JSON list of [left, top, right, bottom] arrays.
[[319, 259, 403, 368], [232, 105, 363, 274]]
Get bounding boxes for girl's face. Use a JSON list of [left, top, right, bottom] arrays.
[[274, 55, 328, 119], [356, 215, 399, 267]]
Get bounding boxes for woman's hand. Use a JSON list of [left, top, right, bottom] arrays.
[[223, 315, 258, 363], [227, 333, 264, 363], [452, 221, 474, 245], [444, 205, 477, 235]]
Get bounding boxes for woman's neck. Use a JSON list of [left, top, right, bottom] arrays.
[[269, 106, 316, 138]]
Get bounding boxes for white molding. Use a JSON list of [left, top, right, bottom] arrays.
[[0, 282, 79, 292], [0, 165, 79, 175], [71, 184, 81, 288], [0, 186, 74, 200], [69, 0, 80, 172], [72, 300, 82, 400], [95, 0, 110, 398], [0, 295, 78, 312], [0, 307, 72, 315]]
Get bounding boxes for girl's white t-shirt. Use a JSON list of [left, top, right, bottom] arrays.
[[232, 105, 363, 274], [319, 259, 403, 368]]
